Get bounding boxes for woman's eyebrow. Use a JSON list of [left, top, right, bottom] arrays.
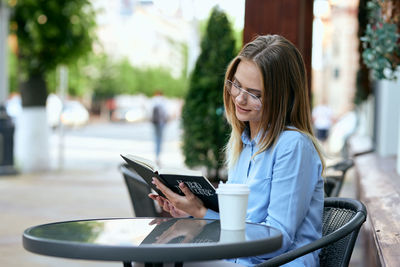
[[233, 76, 262, 93]]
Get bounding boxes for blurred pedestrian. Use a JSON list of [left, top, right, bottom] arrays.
[[151, 91, 168, 165], [312, 101, 334, 144], [105, 98, 116, 121]]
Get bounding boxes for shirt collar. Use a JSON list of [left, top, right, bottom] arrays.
[[241, 128, 262, 146], [241, 125, 298, 147]]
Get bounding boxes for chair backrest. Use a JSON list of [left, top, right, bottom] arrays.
[[324, 176, 340, 197], [319, 198, 366, 266], [327, 111, 358, 158], [324, 174, 350, 197], [119, 164, 159, 217], [328, 158, 354, 177], [255, 197, 367, 267], [324, 158, 354, 197]]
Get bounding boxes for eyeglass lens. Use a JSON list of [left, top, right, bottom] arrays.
[[226, 80, 262, 110]]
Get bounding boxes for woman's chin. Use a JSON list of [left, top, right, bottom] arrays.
[[235, 111, 250, 122]]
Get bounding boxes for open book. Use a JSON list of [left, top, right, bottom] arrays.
[[121, 154, 219, 212]]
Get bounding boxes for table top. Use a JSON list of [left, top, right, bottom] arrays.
[[23, 217, 282, 263]]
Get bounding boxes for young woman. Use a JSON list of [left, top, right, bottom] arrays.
[[149, 35, 325, 266]]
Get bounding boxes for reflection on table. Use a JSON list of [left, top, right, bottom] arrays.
[[23, 217, 282, 266]]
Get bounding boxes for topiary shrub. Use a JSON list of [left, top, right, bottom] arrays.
[[181, 7, 237, 181]]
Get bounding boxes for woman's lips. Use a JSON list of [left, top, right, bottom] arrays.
[[236, 105, 251, 112]]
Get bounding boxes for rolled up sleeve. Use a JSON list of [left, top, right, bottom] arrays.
[[203, 209, 220, 220]]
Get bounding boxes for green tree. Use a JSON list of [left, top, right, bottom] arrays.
[[7, 47, 18, 93], [10, 0, 96, 106], [45, 55, 95, 97], [91, 54, 123, 100], [88, 54, 188, 100], [181, 7, 237, 180]]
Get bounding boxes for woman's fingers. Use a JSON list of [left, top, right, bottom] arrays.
[[169, 203, 190, 218], [152, 178, 179, 199], [171, 206, 184, 218], [170, 204, 179, 217], [163, 199, 171, 212], [153, 178, 192, 203], [149, 193, 171, 213], [157, 196, 171, 213], [179, 183, 195, 199], [148, 193, 158, 200], [151, 178, 206, 218], [149, 193, 161, 206]]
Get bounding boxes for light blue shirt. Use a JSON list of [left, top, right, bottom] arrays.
[[204, 129, 324, 266]]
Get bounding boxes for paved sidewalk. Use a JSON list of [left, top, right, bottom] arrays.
[[0, 168, 132, 267]]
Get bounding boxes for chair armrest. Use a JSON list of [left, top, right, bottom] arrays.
[[327, 159, 354, 174], [256, 201, 367, 267]]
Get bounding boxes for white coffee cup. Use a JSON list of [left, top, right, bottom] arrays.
[[219, 229, 246, 243], [216, 183, 250, 230]]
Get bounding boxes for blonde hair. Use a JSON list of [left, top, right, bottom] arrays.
[[223, 35, 325, 170]]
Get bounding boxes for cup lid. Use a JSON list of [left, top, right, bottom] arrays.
[[216, 183, 250, 194]]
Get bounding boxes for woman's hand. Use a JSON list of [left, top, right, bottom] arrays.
[[148, 193, 189, 217], [149, 177, 207, 218]]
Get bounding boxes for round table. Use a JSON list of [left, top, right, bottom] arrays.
[[23, 217, 282, 266]]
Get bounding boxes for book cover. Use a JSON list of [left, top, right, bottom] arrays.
[[121, 154, 219, 212], [120, 154, 166, 197]]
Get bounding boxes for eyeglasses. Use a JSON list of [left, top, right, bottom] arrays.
[[225, 80, 262, 111]]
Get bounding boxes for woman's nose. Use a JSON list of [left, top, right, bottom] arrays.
[[235, 90, 247, 105]]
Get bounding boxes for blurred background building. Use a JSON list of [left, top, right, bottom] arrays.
[[312, 0, 360, 115], [92, 0, 245, 78]]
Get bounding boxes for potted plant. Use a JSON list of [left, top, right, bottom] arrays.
[[361, 0, 400, 80], [360, 0, 400, 174]]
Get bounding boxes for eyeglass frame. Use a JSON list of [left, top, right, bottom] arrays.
[[225, 79, 262, 110]]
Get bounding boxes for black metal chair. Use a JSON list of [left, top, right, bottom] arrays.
[[324, 176, 342, 197], [255, 197, 367, 267], [326, 158, 354, 178], [119, 163, 161, 217], [324, 159, 354, 197]]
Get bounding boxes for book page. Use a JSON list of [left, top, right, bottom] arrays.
[[158, 167, 202, 177], [125, 154, 158, 172]]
